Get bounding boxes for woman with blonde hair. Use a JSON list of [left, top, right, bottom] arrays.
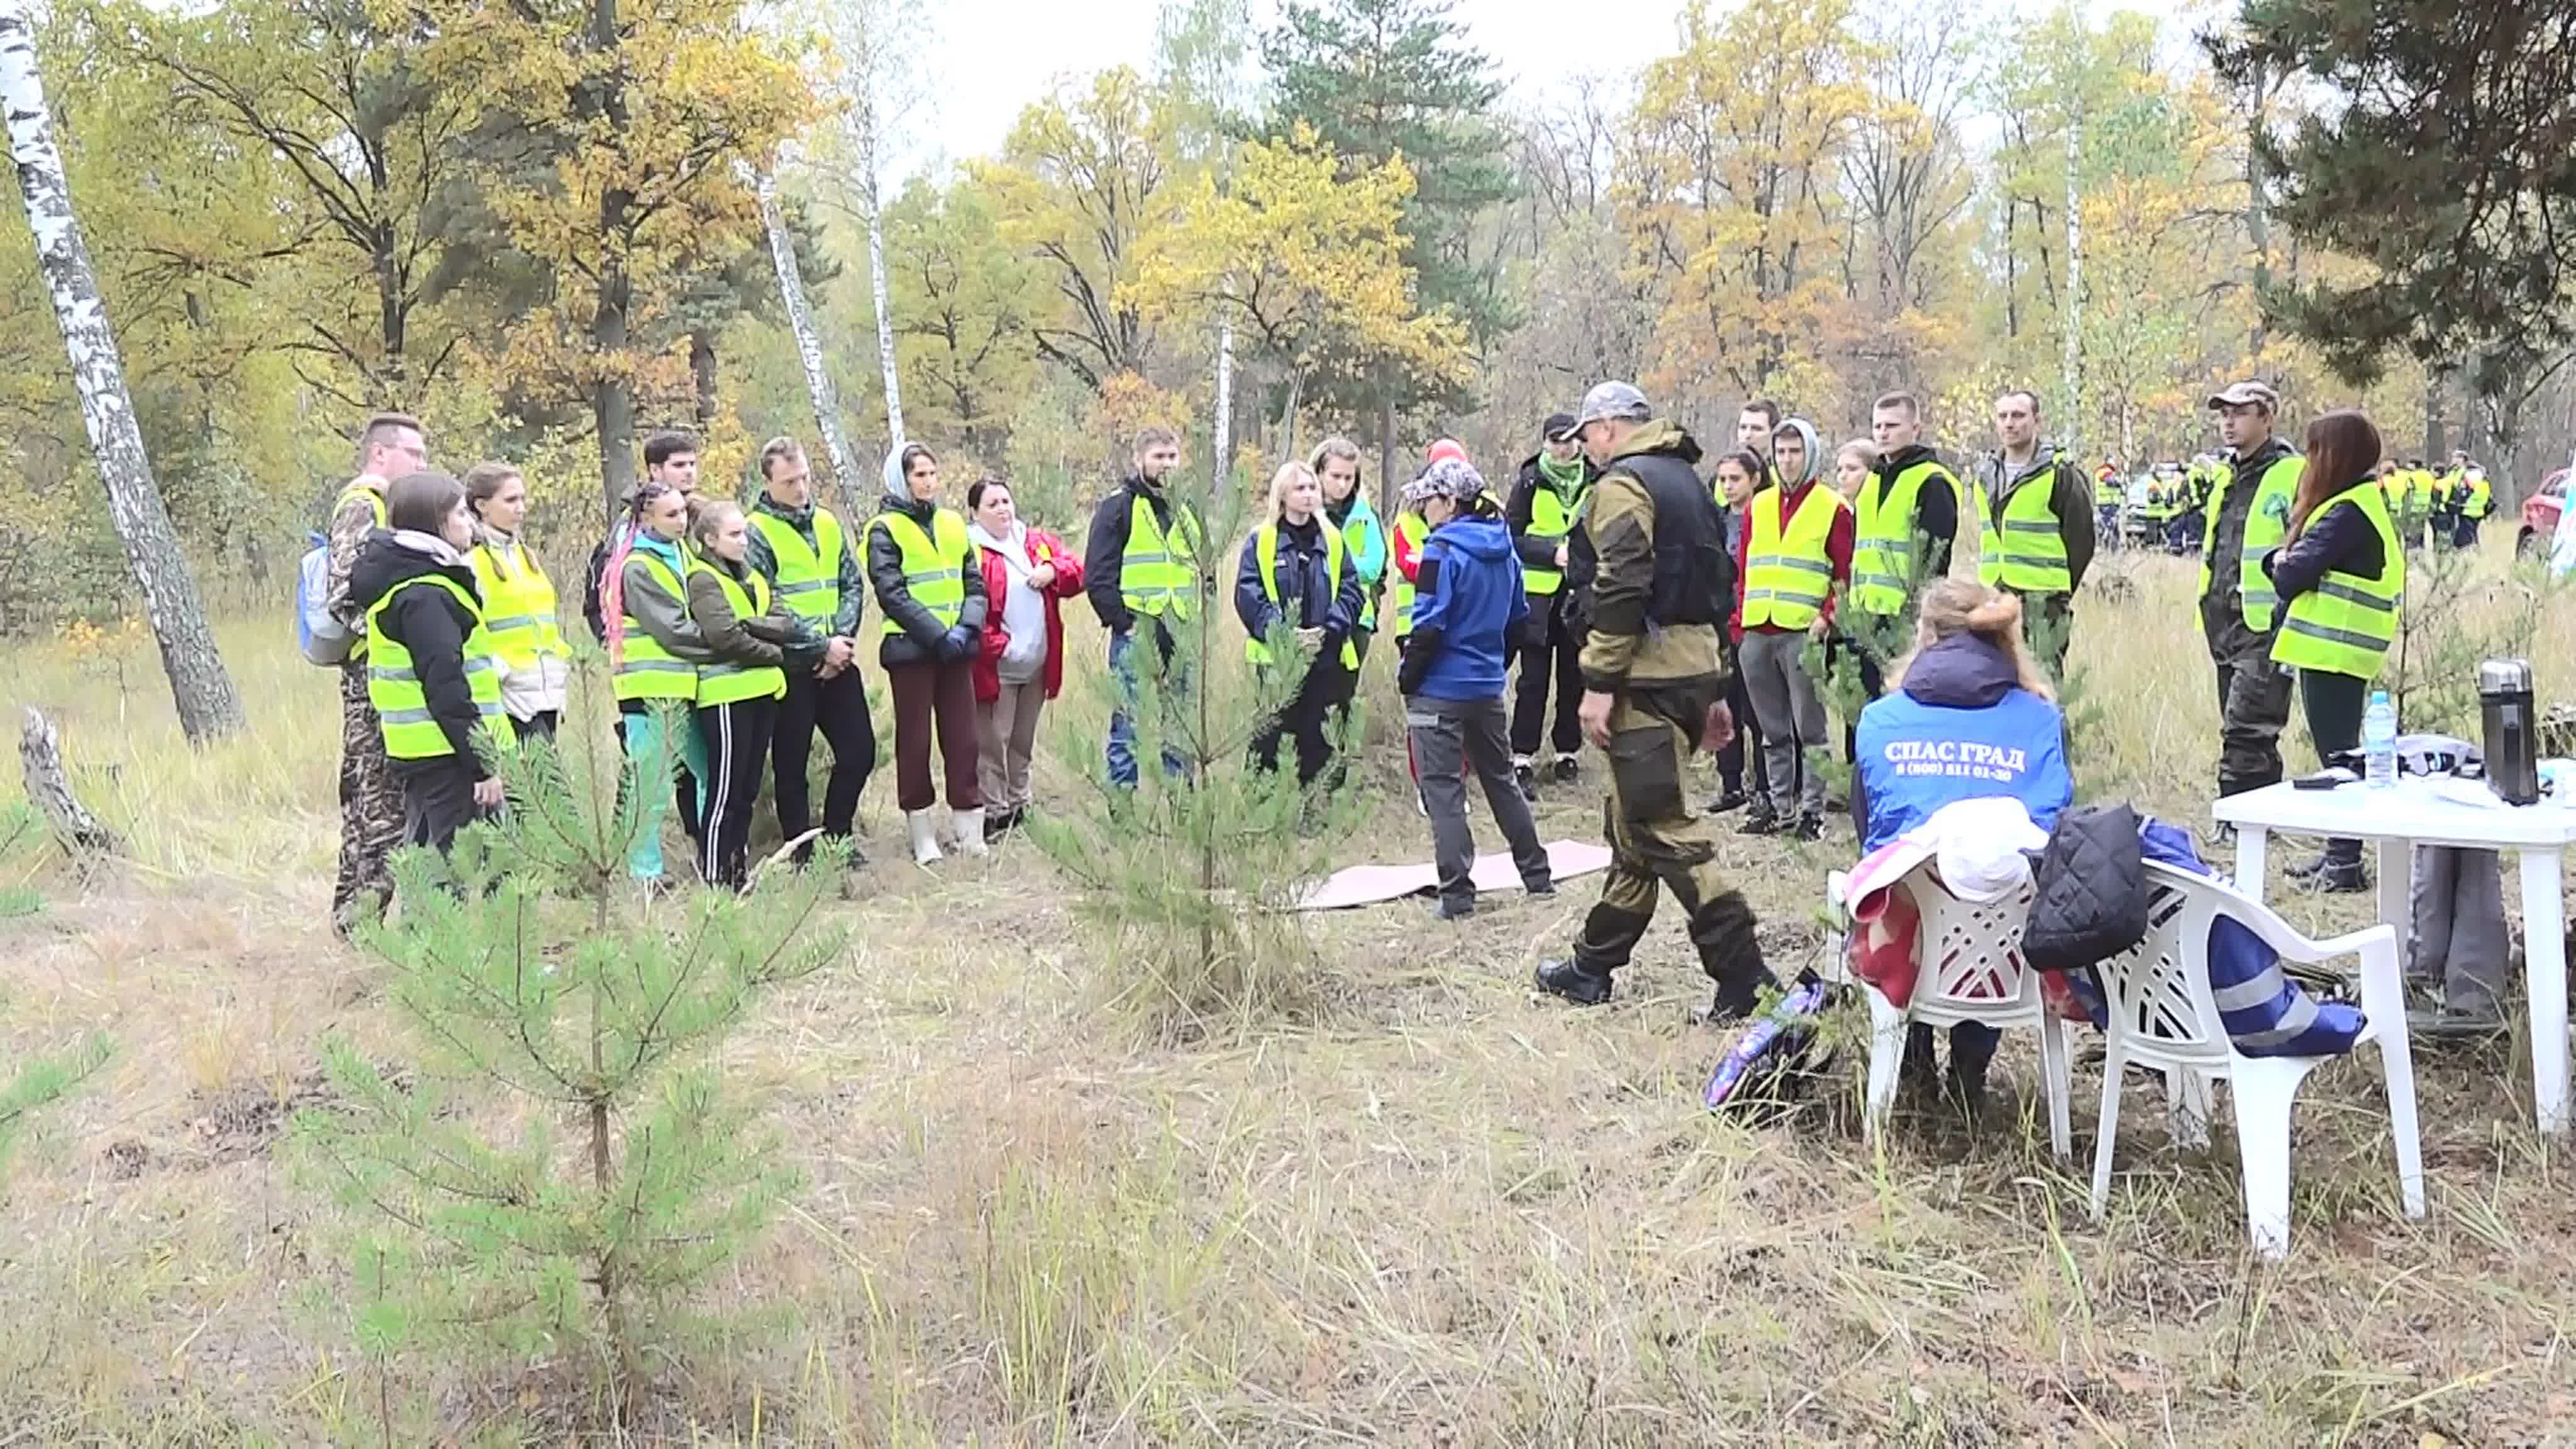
[[1855, 577, 2074, 1114], [1235, 458, 1363, 784], [463, 462, 569, 742]]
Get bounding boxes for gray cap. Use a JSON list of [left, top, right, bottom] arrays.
[[2206, 379, 2279, 412], [1570, 380, 1652, 430]]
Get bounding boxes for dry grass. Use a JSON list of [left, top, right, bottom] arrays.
[[2, 545, 2573, 1443]]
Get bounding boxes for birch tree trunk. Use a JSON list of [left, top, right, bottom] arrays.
[[2061, 111, 2084, 446], [1213, 311, 1234, 489], [0, 3, 245, 744], [849, 76, 903, 451], [755, 169, 865, 518]]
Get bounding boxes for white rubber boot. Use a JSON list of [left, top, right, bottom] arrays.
[[906, 809, 943, 865], [953, 808, 990, 857]]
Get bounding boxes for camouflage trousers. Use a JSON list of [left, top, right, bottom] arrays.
[[333, 664, 404, 933], [2202, 599, 2292, 798], [1570, 689, 1774, 1013]]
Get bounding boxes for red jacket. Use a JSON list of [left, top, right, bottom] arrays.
[[974, 528, 1085, 702], [1731, 479, 1854, 642]]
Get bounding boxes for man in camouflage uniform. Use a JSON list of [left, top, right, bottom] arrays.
[[328, 412, 428, 936], [1535, 382, 1775, 1022]]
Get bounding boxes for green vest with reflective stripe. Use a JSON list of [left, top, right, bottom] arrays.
[[469, 541, 564, 679], [365, 574, 506, 761], [1521, 465, 1586, 597], [1389, 511, 1427, 640], [614, 552, 699, 702], [2464, 473, 2492, 517], [1851, 460, 1951, 615], [1975, 475, 2072, 595], [871, 508, 974, 636], [2270, 482, 2404, 679], [2199, 452, 2303, 631], [1245, 522, 1359, 670], [750, 508, 845, 623], [687, 557, 788, 706], [1740, 483, 1845, 630], [1119, 492, 1200, 622]]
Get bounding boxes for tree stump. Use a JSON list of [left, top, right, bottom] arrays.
[[19, 708, 119, 857]]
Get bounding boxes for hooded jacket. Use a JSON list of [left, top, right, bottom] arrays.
[[350, 529, 495, 773], [1234, 513, 1363, 655], [745, 490, 867, 646], [1397, 506, 1527, 701], [1574, 418, 1728, 696], [868, 450, 991, 667], [1731, 417, 1853, 640], [1853, 632, 2072, 852]]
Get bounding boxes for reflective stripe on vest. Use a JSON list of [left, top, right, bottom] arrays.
[[2198, 453, 2303, 632], [2270, 482, 2404, 679], [365, 574, 506, 760], [1521, 472, 1585, 597], [1390, 511, 1427, 640], [1850, 460, 1950, 615], [1740, 483, 1846, 630], [1246, 523, 1358, 670], [751, 509, 845, 623], [688, 557, 789, 705], [470, 541, 565, 676], [614, 552, 699, 702], [1975, 475, 2072, 594], [872, 508, 974, 636], [1119, 493, 1201, 621]]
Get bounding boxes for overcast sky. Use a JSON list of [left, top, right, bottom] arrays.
[[889, 0, 1691, 182]]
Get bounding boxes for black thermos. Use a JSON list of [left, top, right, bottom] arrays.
[[2480, 658, 2540, 806]]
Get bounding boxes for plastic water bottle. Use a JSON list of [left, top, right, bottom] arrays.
[[2363, 690, 2398, 789]]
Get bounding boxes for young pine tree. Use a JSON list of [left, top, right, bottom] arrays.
[[294, 654, 847, 1422], [1029, 456, 1370, 1040]]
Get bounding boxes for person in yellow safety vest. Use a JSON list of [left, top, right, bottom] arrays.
[[604, 479, 716, 885], [1733, 418, 1848, 840], [462, 462, 569, 744], [2199, 379, 2305, 801], [348, 470, 508, 864], [1970, 388, 2097, 682], [1312, 436, 1389, 662], [1082, 426, 1206, 788], [1848, 391, 1963, 687], [2093, 463, 2126, 545], [2456, 464, 2492, 548], [2405, 459, 2436, 548], [326, 411, 430, 936], [1504, 412, 1600, 798], [1735, 397, 1781, 487], [2264, 411, 2406, 892], [870, 443, 991, 865], [1237, 459, 1364, 787], [744, 436, 875, 865], [684, 501, 806, 891]]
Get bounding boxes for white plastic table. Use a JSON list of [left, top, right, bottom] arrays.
[[2214, 775, 2575, 1135]]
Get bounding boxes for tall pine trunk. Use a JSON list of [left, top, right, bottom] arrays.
[[755, 169, 865, 518], [1, 2, 244, 743]]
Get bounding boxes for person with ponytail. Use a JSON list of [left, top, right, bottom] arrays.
[[464, 462, 569, 742], [686, 501, 806, 890], [1854, 578, 2074, 1113], [603, 481, 715, 886]]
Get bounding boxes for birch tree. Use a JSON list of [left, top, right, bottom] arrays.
[[0, 0, 245, 743], [752, 166, 864, 516], [821, 0, 930, 452]]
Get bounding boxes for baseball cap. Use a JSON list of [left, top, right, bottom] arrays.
[[1542, 412, 1579, 443], [1570, 380, 1652, 430], [2206, 380, 2279, 411]]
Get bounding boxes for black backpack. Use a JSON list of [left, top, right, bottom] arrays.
[[2023, 802, 2148, 974]]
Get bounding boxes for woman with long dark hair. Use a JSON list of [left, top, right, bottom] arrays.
[[2263, 409, 2405, 892]]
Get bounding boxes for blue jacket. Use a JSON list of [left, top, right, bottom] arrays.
[[1233, 514, 1362, 652], [1325, 489, 1390, 630], [1397, 509, 1526, 701], [1855, 633, 2073, 853]]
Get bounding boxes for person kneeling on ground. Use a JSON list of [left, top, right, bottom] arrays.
[[351, 470, 509, 862], [1396, 456, 1555, 919], [1853, 579, 2073, 1113]]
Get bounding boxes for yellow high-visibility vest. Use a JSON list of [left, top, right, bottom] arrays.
[[870, 508, 975, 636], [1739, 483, 1846, 630], [1850, 460, 1954, 615], [1245, 522, 1358, 670], [365, 574, 506, 761], [469, 540, 565, 681], [2198, 452, 2304, 631], [1390, 511, 1428, 640], [1119, 493, 1201, 623], [687, 556, 788, 706], [614, 551, 698, 703], [2270, 481, 2404, 680], [750, 508, 847, 624], [1975, 475, 2072, 595]]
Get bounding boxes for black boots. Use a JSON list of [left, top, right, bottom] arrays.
[[1534, 957, 1614, 1005], [2288, 838, 2366, 892]]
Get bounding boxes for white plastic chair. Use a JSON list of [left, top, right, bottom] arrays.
[[1841, 863, 2076, 1159], [2086, 860, 2426, 1260]]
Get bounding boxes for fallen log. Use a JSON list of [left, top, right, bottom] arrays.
[[19, 708, 119, 857]]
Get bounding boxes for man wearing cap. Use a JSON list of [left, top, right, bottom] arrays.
[[1533, 382, 1775, 1021], [2199, 379, 2303, 802], [1504, 413, 1599, 798]]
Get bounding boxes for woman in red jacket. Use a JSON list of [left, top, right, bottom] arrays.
[[967, 477, 1085, 837]]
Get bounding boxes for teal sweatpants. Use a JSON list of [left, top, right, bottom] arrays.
[[623, 706, 709, 880]]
